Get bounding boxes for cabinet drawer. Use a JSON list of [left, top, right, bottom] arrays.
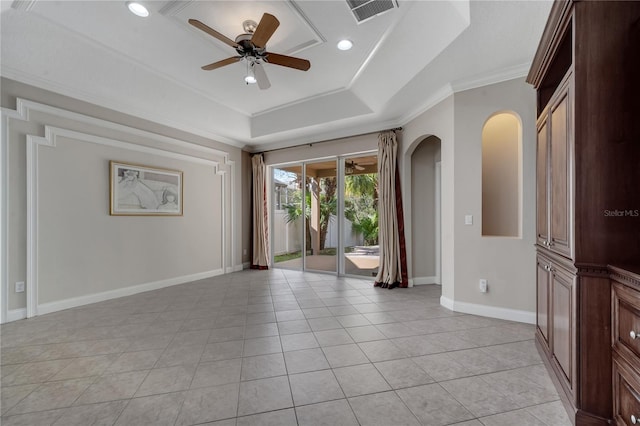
[[613, 357, 640, 426], [613, 282, 640, 364]]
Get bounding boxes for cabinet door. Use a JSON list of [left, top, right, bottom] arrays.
[[551, 263, 576, 395], [549, 85, 573, 259], [536, 254, 551, 346], [536, 118, 550, 247]]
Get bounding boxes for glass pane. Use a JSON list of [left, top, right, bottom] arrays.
[[304, 160, 338, 273], [343, 155, 379, 277], [272, 166, 303, 270]]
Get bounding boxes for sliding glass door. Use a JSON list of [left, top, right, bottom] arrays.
[[343, 154, 379, 277], [304, 160, 338, 273], [272, 165, 303, 270], [271, 153, 378, 277]]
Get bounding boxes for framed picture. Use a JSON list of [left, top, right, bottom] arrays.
[[110, 161, 183, 216]]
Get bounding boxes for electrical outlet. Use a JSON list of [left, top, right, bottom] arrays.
[[15, 281, 25, 293], [479, 279, 488, 293], [243, 249, 247, 256], [465, 215, 473, 225]]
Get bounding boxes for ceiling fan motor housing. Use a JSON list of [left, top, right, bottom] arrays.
[[234, 34, 266, 59]]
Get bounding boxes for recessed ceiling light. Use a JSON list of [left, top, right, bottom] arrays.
[[337, 39, 353, 51], [126, 1, 149, 18]]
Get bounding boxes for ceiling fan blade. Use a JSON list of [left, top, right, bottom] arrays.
[[265, 52, 311, 71], [254, 63, 271, 90], [355, 165, 365, 171], [201, 56, 242, 71], [189, 19, 238, 48], [251, 13, 280, 48]]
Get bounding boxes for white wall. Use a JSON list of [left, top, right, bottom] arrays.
[[272, 210, 302, 255], [325, 215, 361, 249], [1, 78, 242, 321]]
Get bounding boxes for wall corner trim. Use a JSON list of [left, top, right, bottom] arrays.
[[37, 269, 225, 317], [440, 295, 535, 324]]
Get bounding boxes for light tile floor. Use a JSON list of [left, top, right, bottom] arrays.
[[0, 269, 572, 425]]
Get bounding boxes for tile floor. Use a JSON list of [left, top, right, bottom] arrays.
[[0, 269, 571, 425]]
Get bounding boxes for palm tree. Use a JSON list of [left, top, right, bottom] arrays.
[[283, 177, 336, 252], [283, 190, 312, 253], [345, 173, 379, 245], [345, 173, 378, 209]]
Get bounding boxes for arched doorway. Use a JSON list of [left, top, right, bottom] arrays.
[[410, 135, 442, 284]]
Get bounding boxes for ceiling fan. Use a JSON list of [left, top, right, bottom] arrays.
[[344, 161, 366, 174], [188, 13, 311, 90]]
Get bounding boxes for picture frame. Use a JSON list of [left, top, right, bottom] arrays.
[[110, 161, 183, 216]]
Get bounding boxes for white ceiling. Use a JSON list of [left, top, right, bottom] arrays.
[[1, 0, 553, 151]]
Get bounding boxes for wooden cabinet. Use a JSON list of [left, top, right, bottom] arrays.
[[537, 77, 573, 259], [537, 252, 577, 406], [551, 263, 576, 390], [528, 1, 640, 424], [537, 253, 551, 345], [611, 267, 640, 426]]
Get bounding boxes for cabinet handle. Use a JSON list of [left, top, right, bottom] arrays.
[[548, 241, 555, 247], [631, 331, 638, 340], [631, 414, 637, 424]]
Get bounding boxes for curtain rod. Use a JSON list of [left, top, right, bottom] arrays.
[[256, 127, 403, 156]]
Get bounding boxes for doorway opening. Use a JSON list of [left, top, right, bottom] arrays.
[[270, 153, 379, 277], [410, 136, 442, 285]]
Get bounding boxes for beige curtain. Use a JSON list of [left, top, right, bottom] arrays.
[[252, 154, 269, 269], [375, 131, 408, 288]]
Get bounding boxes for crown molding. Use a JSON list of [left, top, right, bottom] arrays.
[[450, 62, 531, 93]]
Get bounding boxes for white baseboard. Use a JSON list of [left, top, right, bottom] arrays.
[[37, 269, 224, 316], [412, 276, 440, 285], [6, 308, 27, 322], [440, 296, 535, 324], [242, 262, 250, 270], [232, 264, 244, 272]]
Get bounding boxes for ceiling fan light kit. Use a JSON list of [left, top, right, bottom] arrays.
[[244, 62, 257, 84], [189, 13, 311, 90]]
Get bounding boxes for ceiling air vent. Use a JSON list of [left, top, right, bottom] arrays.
[[347, 0, 398, 23]]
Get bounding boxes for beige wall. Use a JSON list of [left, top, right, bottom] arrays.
[[452, 78, 536, 315], [263, 134, 377, 166], [481, 113, 520, 237], [402, 96, 455, 300], [410, 136, 441, 280], [401, 78, 536, 320], [2, 78, 243, 317]]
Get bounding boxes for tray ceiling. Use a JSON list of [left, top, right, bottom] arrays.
[[0, 0, 553, 150]]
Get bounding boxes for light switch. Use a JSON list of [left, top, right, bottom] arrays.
[[464, 215, 473, 225]]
